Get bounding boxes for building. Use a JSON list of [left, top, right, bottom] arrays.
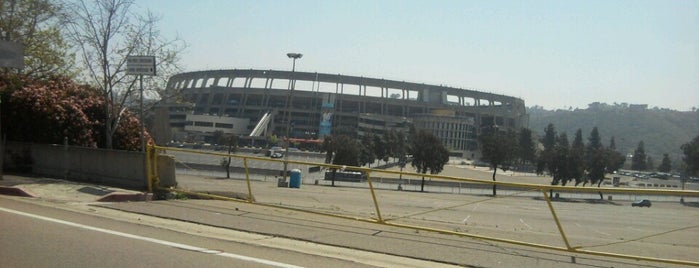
[[161, 69, 528, 156]]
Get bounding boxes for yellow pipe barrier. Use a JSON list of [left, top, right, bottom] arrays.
[[365, 171, 384, 222], [168, 188, 254, 203], [146, 145, 154, 192], [166, 187, 382, 224], [153, 145, 699, 266], [152, 146, 160, 191], [243, 158, 254, 203], [155, 145, 699, 197], [381, 220, 699, 266], [541, 189, 573, 250], [146, 146, 152, 193], [146, 145, 161, 193]]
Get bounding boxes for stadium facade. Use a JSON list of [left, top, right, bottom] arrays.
[[160, 69, 528, 157]]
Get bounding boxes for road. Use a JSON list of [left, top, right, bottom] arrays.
[[0, 196, 444, 268]]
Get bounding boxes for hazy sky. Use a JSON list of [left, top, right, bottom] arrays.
[[138, 0, 698, 111]]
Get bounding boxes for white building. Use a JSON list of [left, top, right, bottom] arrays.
[[184, 114, 250, 136]]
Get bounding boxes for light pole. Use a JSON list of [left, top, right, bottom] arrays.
[[283, 53, 302, 183]]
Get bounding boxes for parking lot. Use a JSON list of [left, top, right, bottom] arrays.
[[148, 146, 699, 266], [174, 171, 699, 266]]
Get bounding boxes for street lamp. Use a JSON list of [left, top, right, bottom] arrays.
[[283, 53, 302, 183], [287, 53, 303, 61]]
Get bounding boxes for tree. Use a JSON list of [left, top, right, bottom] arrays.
[[479, 127, 518, 196], [388, 130, 407, 159], [390, 130, 409, 181], [332, 135, 360, 166], [411, 130, 449, 192], [372, 134, 388, 165], [0, 0, 74, 78], [631, 141, 648, 171], [569, 129, 585, 186], [537, 123, 557, 176], [383, 130, 396, 162], [267, 135, 279, 148], [550, 132, 570, 187], [681, 135, 699, 176], [605, 137, 625, 175], [658, 153, 672, 173], [218, 134, 237, 178], [517, 128, 536, 166], [358, 134, 375, 167], [211, 130, 224, 145], [322, 135, 360, 186], [646, 156, 655, 171], [321, 135, 337, 186], [586, 127, 606, 188], [322, 136, 334, 165], [63, 0, 185, 149]]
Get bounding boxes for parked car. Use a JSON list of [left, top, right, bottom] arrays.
[[270, 152, 284, 158], [632, 199, 652, 207]]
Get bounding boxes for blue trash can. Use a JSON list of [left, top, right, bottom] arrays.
[[289, 169, 302, 188]]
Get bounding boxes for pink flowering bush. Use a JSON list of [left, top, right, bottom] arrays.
[[113, 109, 151, 151], [0, 74, 151, 151]]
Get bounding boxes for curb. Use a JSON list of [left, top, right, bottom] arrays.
[[97, 192, 153, 202], [0, 186, 38, 198]]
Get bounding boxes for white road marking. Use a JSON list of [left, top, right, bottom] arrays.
[[627, 227, 643, 232], [519, 218, 533, 230], [594, 230, 611, 236], [472, 203, 480, 212], [0, 207, 303, 268], [462, 215, 471, 224]]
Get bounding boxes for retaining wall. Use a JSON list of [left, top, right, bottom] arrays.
[[3, 142, 176, 191]]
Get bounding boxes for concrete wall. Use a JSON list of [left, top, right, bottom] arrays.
[[3, 142, 176, 191], [157, 154, 177, 188]]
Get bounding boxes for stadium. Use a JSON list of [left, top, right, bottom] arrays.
[[159, 69, 528, 157]]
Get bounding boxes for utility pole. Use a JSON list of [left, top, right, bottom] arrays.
[[282, 53, 302, 183]]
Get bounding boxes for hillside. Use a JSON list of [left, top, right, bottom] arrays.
[[528, 103, 699, 166]]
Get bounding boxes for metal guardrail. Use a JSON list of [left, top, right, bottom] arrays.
[[147, 145, 699, 266]]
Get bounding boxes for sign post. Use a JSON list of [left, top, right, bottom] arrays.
[[127, 56, 156, 191], [126, 56, 156, 153]]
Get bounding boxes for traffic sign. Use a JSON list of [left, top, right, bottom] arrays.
[[0, 41, 24, 69], [126, 55, 156, 75]]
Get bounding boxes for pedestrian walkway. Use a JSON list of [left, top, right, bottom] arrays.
[[0, 174, 151, 202]]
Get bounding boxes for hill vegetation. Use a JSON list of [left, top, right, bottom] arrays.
[[528, 103, 699, 168]]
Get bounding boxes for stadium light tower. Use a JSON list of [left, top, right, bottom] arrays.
[[287, 53, 303, 65], [283, 53, 302, 183]]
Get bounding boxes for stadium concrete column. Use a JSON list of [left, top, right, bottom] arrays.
[[283, 53, 302, 182]]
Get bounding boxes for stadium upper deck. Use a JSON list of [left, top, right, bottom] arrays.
[[163, 69, 528, 153]]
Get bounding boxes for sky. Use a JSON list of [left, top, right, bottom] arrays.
[[137, 0, 698, 111]]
